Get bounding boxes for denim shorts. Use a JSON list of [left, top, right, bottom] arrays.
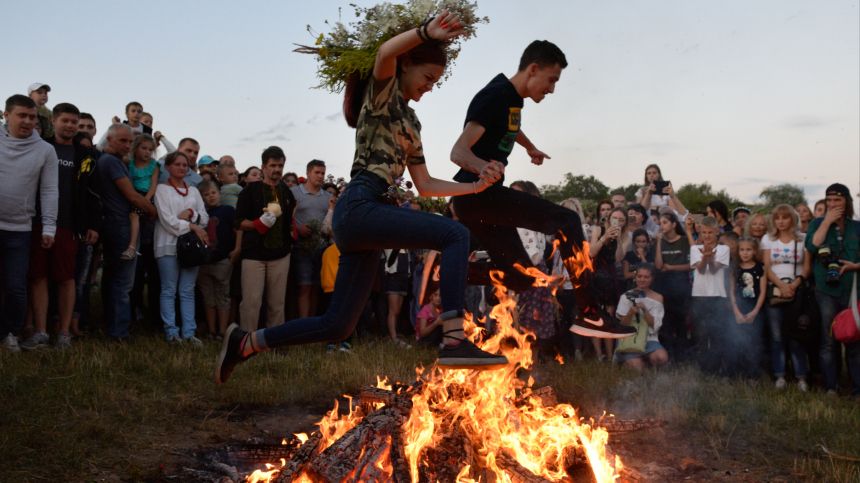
[[293, 246, 323, 286]]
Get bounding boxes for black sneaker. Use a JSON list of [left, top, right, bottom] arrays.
[[215, 324, 256, 385], [437, 339, 509, 370], [570, 306, 636, 339]]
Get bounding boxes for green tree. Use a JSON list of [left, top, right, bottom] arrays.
[[541, 173, 610, 203], [759, 183, 807, 212], [676, 182, 743, 213], [612, 183, 642, 203]]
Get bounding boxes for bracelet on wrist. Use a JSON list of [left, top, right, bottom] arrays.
[[422, 19, 435, 40], [415, 26, 426, 42]]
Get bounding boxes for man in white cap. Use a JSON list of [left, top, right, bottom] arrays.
[[28, 83, 53, 139]]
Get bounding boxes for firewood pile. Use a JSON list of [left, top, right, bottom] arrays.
[[224, 383, 664, 483]]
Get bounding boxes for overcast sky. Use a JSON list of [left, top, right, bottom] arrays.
[[3, 0, 857, 211]]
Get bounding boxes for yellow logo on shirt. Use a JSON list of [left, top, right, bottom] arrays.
[[508, 107, 521, 131]]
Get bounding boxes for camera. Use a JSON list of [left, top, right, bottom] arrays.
[[599, 216, 607, 225], [818, 245, 841, 286], [625, 289, 646, 303]]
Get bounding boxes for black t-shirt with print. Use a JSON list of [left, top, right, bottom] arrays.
[[735, 262, 765, 300], [453, 74, 523, 185], [54, 143, 76, 228]]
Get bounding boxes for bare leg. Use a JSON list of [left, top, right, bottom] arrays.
[[29, 277, 49, 335], [57, 280, 75, 333], [217, 307, 230, 335], [205, 306, 218, 335], [387, 293, 404, 340], [298, 285, 312, 318]]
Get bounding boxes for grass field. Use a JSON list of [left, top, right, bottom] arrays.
[[1, 333, 858, 482]]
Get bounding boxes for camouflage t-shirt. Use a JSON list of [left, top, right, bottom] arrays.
[[351, 77, 425, 185]]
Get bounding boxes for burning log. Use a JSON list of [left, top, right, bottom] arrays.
[[593, 418, 668, 435], [495, 449, 554, 483], [306, 407, 405, 483], [273, 431, 324, 483], [417, 420, 475, 483], [224, 442, 298, 467], [389, 427, 412, 483], [358, 386, 413, 415]]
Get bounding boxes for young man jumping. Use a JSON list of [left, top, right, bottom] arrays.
[[449, 40, 635, 339]]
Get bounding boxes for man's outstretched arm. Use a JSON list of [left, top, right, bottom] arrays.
[[516, 130, 550, 166]]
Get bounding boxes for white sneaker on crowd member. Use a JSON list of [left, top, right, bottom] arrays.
[[339, 342, 353, 354], [20, 332, 50, 351], [55, 331, 72, 351], [798, 380, 809, 392], [2, 334, 21, 353], [187, 336, 204, 348], [775, 377, 787, 389], [167, 334, 184, 345]]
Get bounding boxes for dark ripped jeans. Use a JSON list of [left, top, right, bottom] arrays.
[[258, 172, 470, 349], [453, 183, 597, 310]]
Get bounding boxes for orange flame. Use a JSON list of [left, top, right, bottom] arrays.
[[256, 264, 620, 483]]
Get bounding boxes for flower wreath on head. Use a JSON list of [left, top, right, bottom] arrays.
[[325, 174, 348, 190], [294, 0, 489, 94]]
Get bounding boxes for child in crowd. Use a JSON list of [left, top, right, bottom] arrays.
[[124, 134, 160, 260], [720, 231, 739, 262], [112, 102, 150, 134], [689, 216, 732, 374], [416, 289, 443, 346], [728, 237, 766, 378], [218, 163, 242, 208], [197, 180, 241, 340], [27, 83, 53, 139], [622, 228, 654, 288]]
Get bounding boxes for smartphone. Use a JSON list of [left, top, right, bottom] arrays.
[[691, 214, 704, 224], [475, 250, 490, 260], [653, 180, 670, 193], [610, 218, 619, 228]]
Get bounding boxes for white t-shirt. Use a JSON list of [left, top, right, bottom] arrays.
[[637, 186, 667, 210], [689, 244, 731, 297], [760, 233, 805, 281], [616, 294, 664, 341]]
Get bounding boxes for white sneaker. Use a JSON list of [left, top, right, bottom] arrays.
[[20, 332, 50, 351], [597, 354, 608, 362], [167, 334, 184, 345], [186, 336, 204, 348], [798, 380, 809, 392], [775, 378, 787, 389], [2, 333, 20, 353]]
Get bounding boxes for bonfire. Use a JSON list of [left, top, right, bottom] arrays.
[[234, 254, 662, 483]]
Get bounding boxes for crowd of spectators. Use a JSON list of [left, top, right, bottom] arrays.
[[1, 85, 859, 400]]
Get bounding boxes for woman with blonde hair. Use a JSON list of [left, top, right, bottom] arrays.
[[588, 207, 631, 360], [744, 213, 771, 244], [760, 204, 812, 391]]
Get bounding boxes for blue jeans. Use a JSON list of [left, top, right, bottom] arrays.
[[156, 255, 199, 339], [764, 302, 809, 378], [101, 223, 137, 339], [72, 240, 95, 320], [816, 290, 860, 396], [0, 230, 31, 338], [259, 172, 470, 349]]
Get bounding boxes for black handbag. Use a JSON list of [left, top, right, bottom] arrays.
[[176, 227, 212, 268]]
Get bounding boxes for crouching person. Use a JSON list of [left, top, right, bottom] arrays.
[[614, 264, 669, 371]]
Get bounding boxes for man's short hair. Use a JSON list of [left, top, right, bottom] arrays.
[[5, 94, 37, 113], [518, 40, 568, 71], [178, 137, 199, 149], [216, 163, 235, 176], [721, 231, 739, 243], [52, 103, 80, 118], [306, 159, 326, 171], [79, 112, 96, 125], [125, 101, 143, 112], [262, 146, 286, 165], [701, 216, 718, 229], [107, 122, 133, 139]]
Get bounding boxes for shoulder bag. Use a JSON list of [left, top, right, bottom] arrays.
[[176, 215, 213, 268], [615, 308, 648, 354], [767, 240, 797, 306], [832, 272, 860, 343]]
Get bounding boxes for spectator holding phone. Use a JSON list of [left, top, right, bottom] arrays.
[[589, 207, 630, 360], [622, 228, 653, 287], [637, 164, 667, 210], [805, 184, 860, 398]]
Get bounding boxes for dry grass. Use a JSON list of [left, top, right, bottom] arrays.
[[1, 334, 858, 482]]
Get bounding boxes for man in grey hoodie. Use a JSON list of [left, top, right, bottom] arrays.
[[0, 94, 58, 352]]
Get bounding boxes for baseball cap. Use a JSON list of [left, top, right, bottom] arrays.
[[198, 155, 219, 167], [27, 83, 51, 94], [825, 183, 850, 198]]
